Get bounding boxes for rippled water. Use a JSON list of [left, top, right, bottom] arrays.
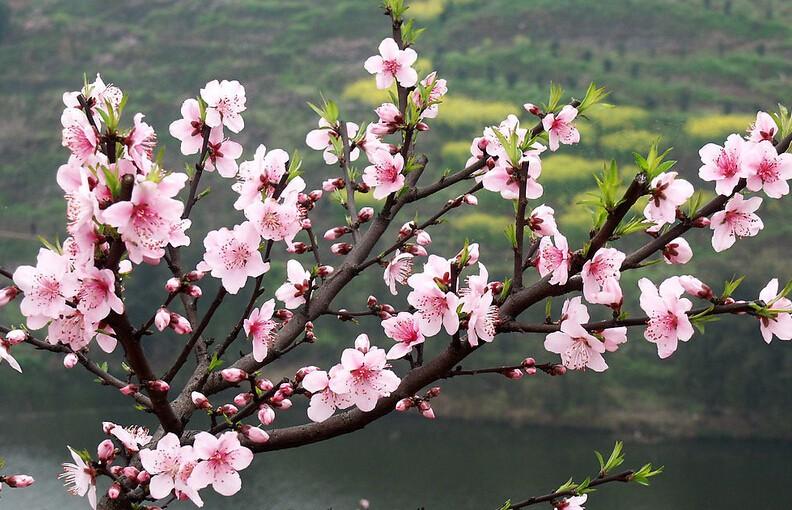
[[1, 408, 789, 509]]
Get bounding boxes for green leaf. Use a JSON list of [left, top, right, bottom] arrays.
[[721, 275, 745, 300], [100, 165, 121, 198], [503, 224, 517, 248], [546, 82, 564, 112], [497, 500, 512, 510], [208, 352, 224, 372], [577, 82, 609, 113], [632, 463, 664, 486], [288, 149, 303, 177]]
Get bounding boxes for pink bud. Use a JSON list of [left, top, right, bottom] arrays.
[[317, 265, 334, 277], [119, 384, 139, 396], [380, 304, 396, 314], [97, 440, 115, 462], [108, 482, 121, 499], [367, 295, 378, 308], [0, 286, 19, 307], [418, 401, 435, 419], [322, 177, 345, 192], [165, 277, 182, 294], [169, 313, 192, 335], [426, 386, 441, 398], [355, 182, 370, 193], [398, 221, 415, 239], [240, 424, 270, 444], [275, 309, 294, 321], [377, 311, 393, 320], [405, 244, 428, 257], [525, 367, 537, 376], [218, 404, 238, 416], [463, 194, 478, 205], [523, 102, 542, 116], [551, 365, 567, 376], [258, 404, 276, 425], [295, 366, 318, 382], [234, 392, 253, 407], [5, 329, 26, 345], [154, 308, 171, 331], [395, 398, 413, 411], [276, 398, 292, 410], [278, 383, 294, 397], [357, 207, 374, 223], [503, 368, 524, 380], [330, 242, 353, 255], [359, 499, 371, 510], [324, 226, 349, 240], [692, 216, 711, 228], [191, 391, 211, 409], [355, 334, 371, 353], [147, 380, 170, 393], [121, 467, 139, 480], [220, 368, 249, 384], [300, 218, 313, 230], [137, 470, 151, 484], [256, 378, 274, 392], [185, 270, 205, 282], [185, 285, 202, 298], [415, 230, 432, 246], [4, 474, 34, 488], [521, 357, 536, 368], [63, 353, 79, 369], [308, 190, 323, 202], [287, 242, 308, 254]]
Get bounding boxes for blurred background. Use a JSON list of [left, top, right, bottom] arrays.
[[1, 0, 791, 508]]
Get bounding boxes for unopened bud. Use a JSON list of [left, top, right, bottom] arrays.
[[154, 308, 171, 331], [330, 243, 353, 255], [380, 304, 396, 315], [525, 367, 537, 376], [378, 311, 393, 320], [521, 357, 536, 368], [317, 265, 334, 277], [357, 207, 374, 223], [258, 404, 276, 425], [276, 398, 292, 410], [185, 285, 202, 298], [503, 368, 524, 380], [275, 309, 293, 320], [367, 295, 378, 308], [147, 380, 170, 393], [218, 404, 238, 416], [322, 177, 345, 192], [108, 483, 121, 500], [97, 440, 115, 462], [191, 391, 211, 409], [395, 398, 413, 411], [463, 194, 478, 205], [169, 313, 192, 335], [426, 386, 441, 398], [295, 366, 319, 382], [220, 368, 249, 384], [309, 190, 323, 202], [300, 218, 313, 230], [415, 230, 432, 246], [551, 365, 567, 376], [165, 277, 182, 294], [287, 242, 308, 254], [523, 102, 542, 116], [256, 378, 274, 392], [240, 424, 270, 444], [117, 260, 133, 275], [324, 226, 350, 240], [5, 329, 26, 345], [692, 216, 711, 228], [4, 474, 34, 488], [63, 353, 79, 369], [120, 384, 139, 396], [234, 392, 254, 407], [137, 470, 151, 484], [121, 467, 139, 480], [354, 182, 370, 193], [185, 270, 205, 282]]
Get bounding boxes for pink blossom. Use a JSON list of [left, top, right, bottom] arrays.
[[601, 327, 627, 352], [537, 234, 571, 285], [306, 119, 361, 165], [197, 222, 269, 294], [662, 237, 693, 265], [140, 433, 203, 506], [233, 144, 290, 209], [698, 134, 750, 196], [330, 338, 401, 412], [382, 312, 425, 359], [407, 279, 460, 337], [275, 260, 311, 309], [528, 204, 558, 236], [709, 193, 764, 252], [101, 174, 189, 264], [0, 335, 22, 373], [364, 37, 418, 89], [370, 102, 403, 135], [638, 277, 694, 358], [302, 365, 353, 422], [169, 98, 215, 155], [244, 194, 303, 246], [743, 139, 792, 198], [643, 172, 694, 226], [411, 71, 448, 119], [47, 310, 96, 351], [244, 299, 277, 362], [200, 79, 246, 133], [757, 278, 792, 344], [480, 147, 544, 200], [678, 275, 714, 300], [544, 297, 608, 371], [60, 447, 97, 509], [191, 431, 253, 496], [61, 108, 99, 162], [75, 266, 124, 322], [126, 113, 157, 170], [104, 422, 152, 452], [362, 150, 405, 199], [555, 494, 587, 510], [62, 74, 122, 119], [383, 251, 414, 295], [155, 308, 171, 331], [542, 105, 580, 151], [465, 290, 498, 346], [205, 128, 243, 178], [748, 111, 777, 143], [13, 248, 79, 328], [581, 248, 626, 306]]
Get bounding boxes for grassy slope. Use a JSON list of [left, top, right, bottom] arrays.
[[1, 0, 792, 437]]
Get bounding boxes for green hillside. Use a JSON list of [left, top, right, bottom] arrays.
[[1, 0, 791, 437]]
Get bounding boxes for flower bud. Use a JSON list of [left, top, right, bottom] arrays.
[[398, 221, 415, 239], [169, 313, 192, 335], [355, 334, 370, 353], [550, 365, 567, 376], [367, 295, 379, 308], [357, 207, 374, 223], [324, 226, 350, 240], [147, 380, 170, 393], [278, 383, 294, 397], [119, 384, 139, 396], [503, 368, 524, 380], [154, 308, 171, 331], [317, 265, 334, 277], [287, 242, 308, 254], [4, 474, 35, 488], [295, 366, 318, 382], [185, 270, 205, 282], [165, 277, 182, 294], [220, 368, 249, 384], [234, 392, 254, 407], [395, 398, 413, 411], [108, 466, 123, 477], [97, 440, 115, 462], [463, 194, 478, 205], [191, 391, 211, 410], [426, 386, 441, 398], [121, 467, 139, 480], [0, 286, 19, 307], [405, 244, 428, 257], [380, 304, 396, 315], [256, 378, 274, 392], [5, 329, 26, 345], [418, 401, 435, 419], [330, 243, 353, 255], [63, 353, 79, 369], [322, 177, 345, 192], [258, 404, 276, 425], [523, 103, 542, 116], [415, 230, 432, 246], [692, 217, 711, 228], [240, 424, 270, 444], [521, 357, 536, 368], [218, 404, 238, 416], [300, 218, 313, 230], [377, 311, 393, 320], [107, 482, 121, 499], [275, 398, 292, 410], [137, 470, 151, 484], [525, 367, 537, 376], [308, 190, 323, 202], [354, 182, 370, 193], [185, 285, 202, 298]]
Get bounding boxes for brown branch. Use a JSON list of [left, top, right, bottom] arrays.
[[338, 117, 361, 244], [513, 161, 530, 289], [506, 470, 635, 509]]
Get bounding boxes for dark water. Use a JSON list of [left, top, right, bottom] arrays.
[[1, 408, 790, 509]]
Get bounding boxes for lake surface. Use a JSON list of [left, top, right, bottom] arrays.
[[1, 408, 789, 509]]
